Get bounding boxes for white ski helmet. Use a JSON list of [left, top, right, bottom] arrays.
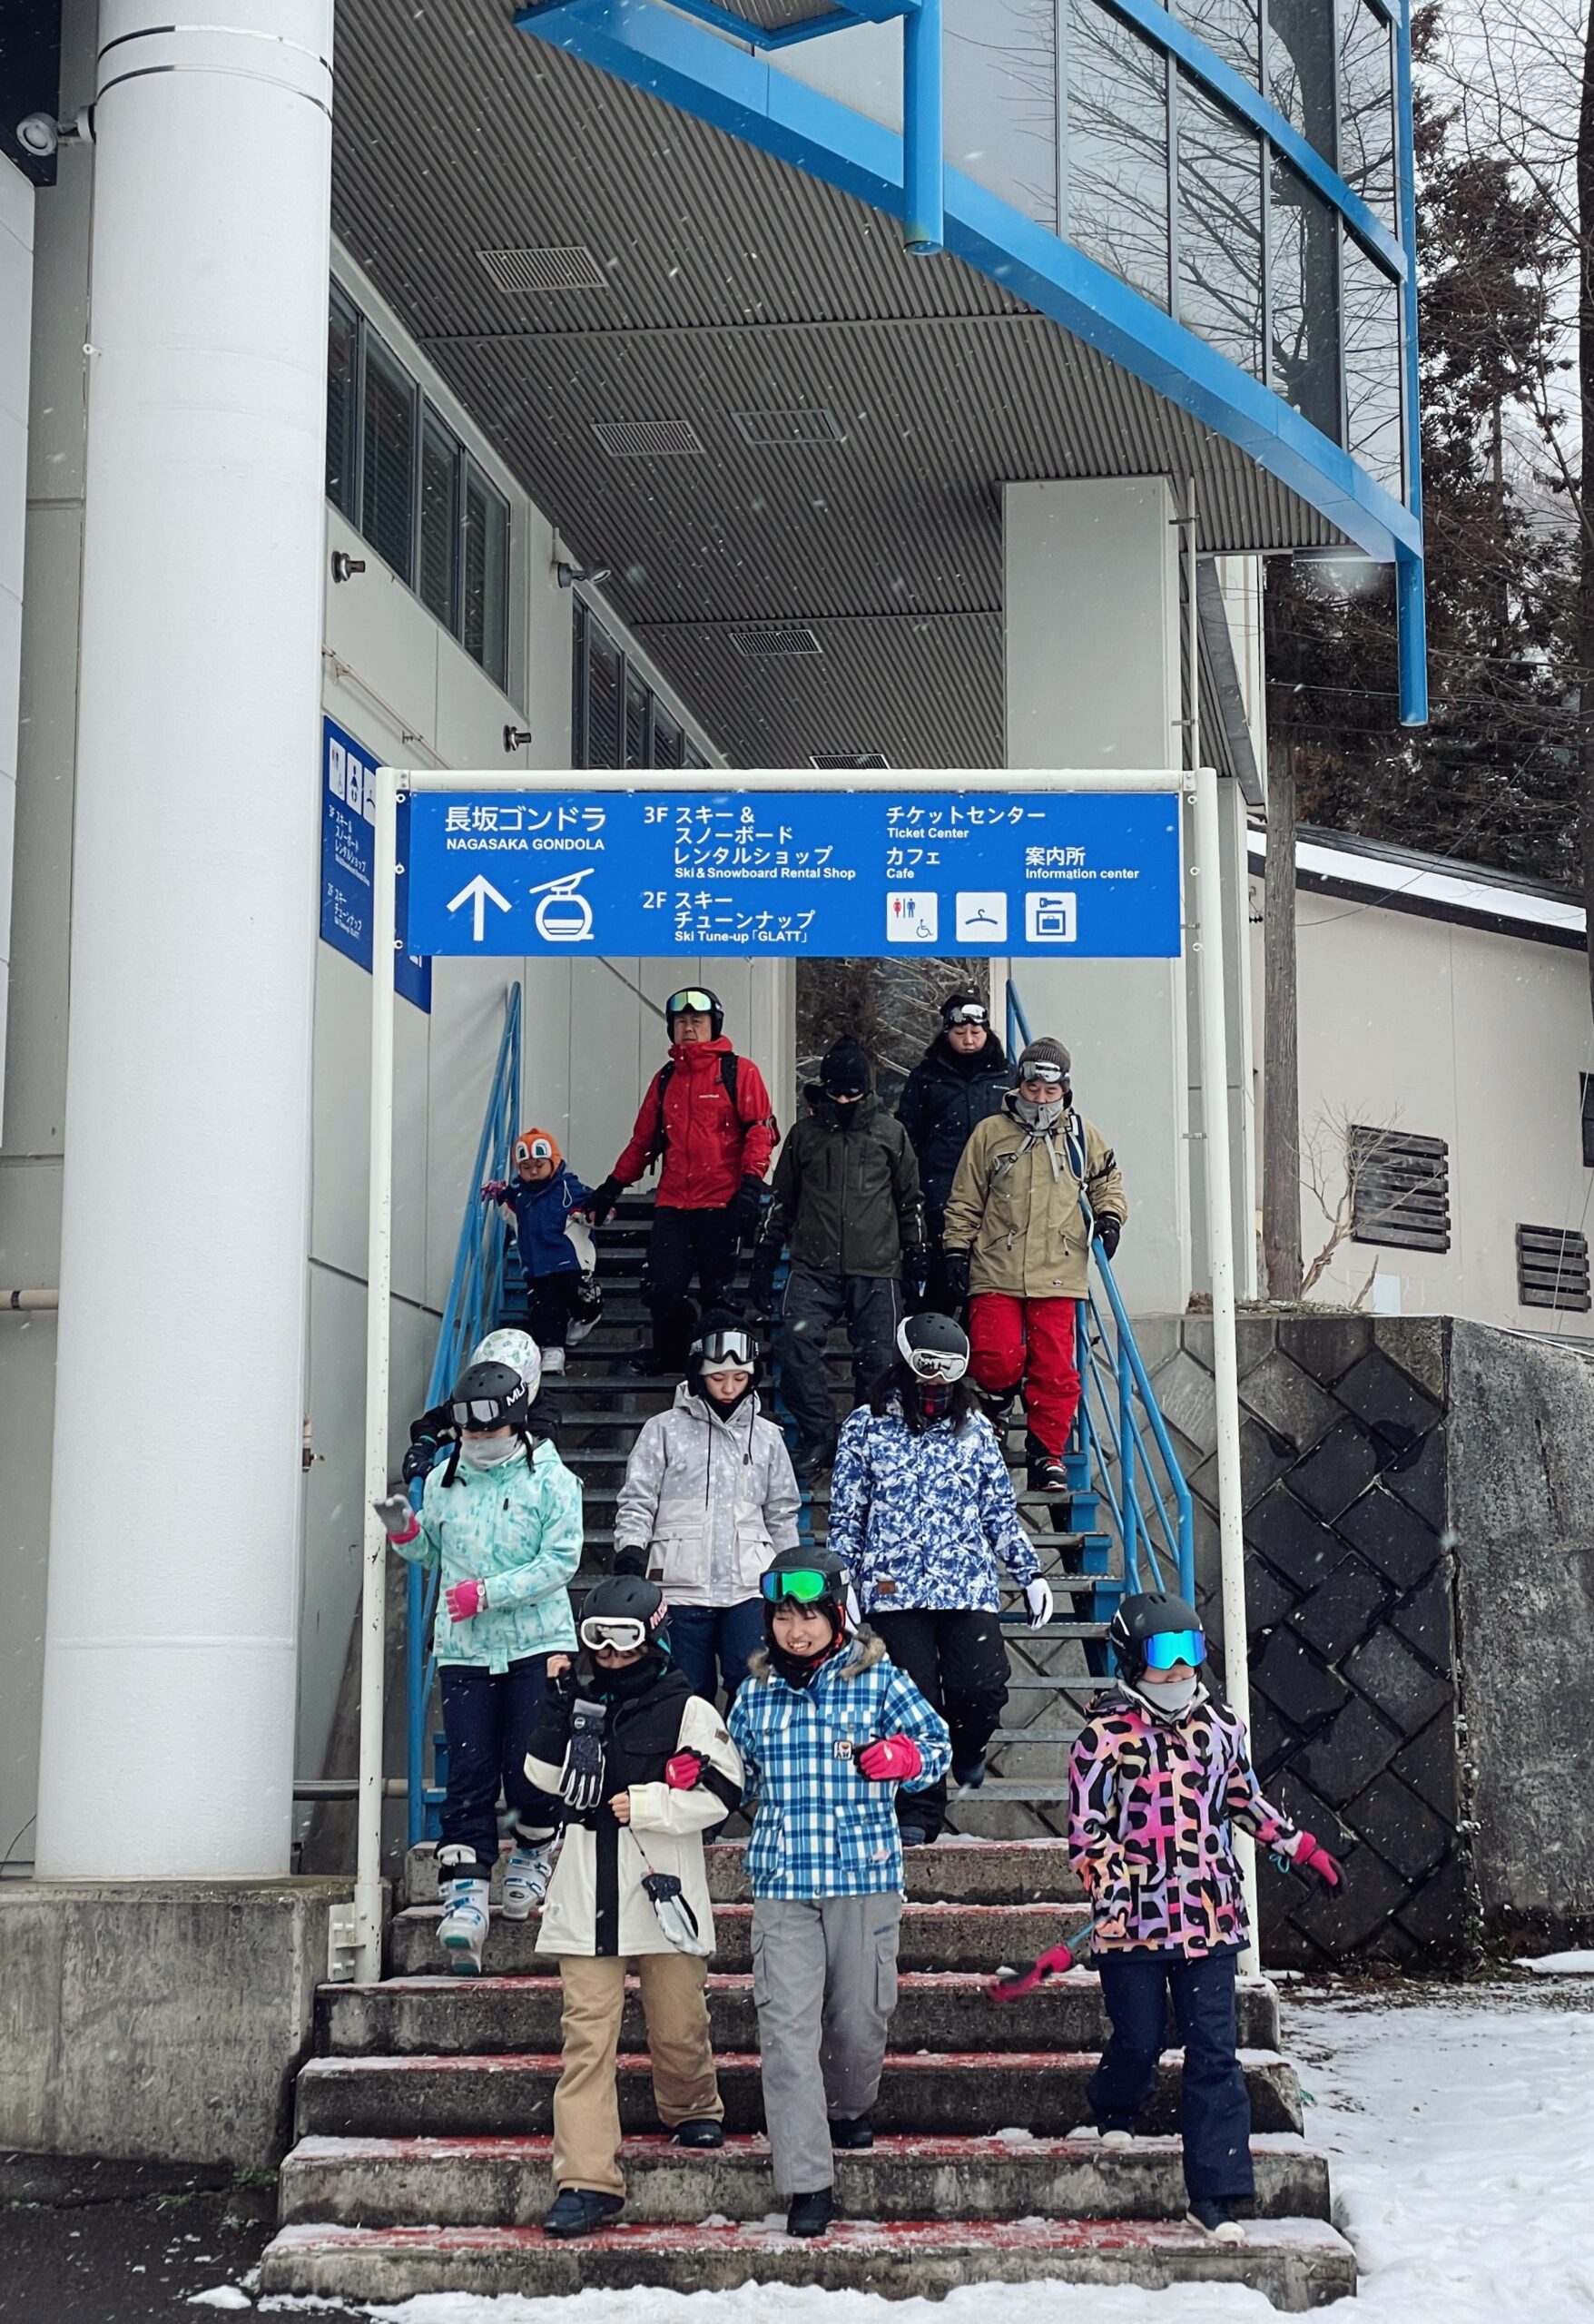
[[471, 1326, 543, 1404]]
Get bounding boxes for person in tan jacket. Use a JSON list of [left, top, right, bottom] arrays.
[[941, 1036, 1127, 1495]]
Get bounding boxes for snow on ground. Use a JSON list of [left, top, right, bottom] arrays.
[[257, 1990, 1594, 2324], [1519, 1951, 1594, 1974]]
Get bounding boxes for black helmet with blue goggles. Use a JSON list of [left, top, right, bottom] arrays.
[[1107, 1589, 1206, 1679]]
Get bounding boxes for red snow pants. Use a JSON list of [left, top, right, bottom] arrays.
[[968, 1293, 1080, 1456]]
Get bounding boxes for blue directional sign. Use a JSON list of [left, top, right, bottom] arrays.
[[320, 718, 431, 1011], [406, 788, 1181, 960]]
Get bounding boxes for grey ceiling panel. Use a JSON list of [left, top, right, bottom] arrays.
[[713, 0, 844, 26], [330, 0, 1340, 767]]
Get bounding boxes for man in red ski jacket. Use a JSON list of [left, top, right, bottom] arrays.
[[585, 988, 778, 1374]]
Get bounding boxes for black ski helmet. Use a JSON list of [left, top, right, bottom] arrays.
[[665, 985, 724, 1041], [761, 1544, 848, 1643], [449, 1359, 531, 1433], [578, 1571, 671, 1652], [896, 1310, 970, 1383], [689, 1307, 763, 1387], [1107, 1590, 1205, 1681]]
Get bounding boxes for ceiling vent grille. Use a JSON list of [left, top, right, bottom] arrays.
[[1516, 1224, 1591, 1312], [812, 753, 890, 769], [733, 407, 846, 448], [593, 419, 704, 458], [730, 625, 823, 659], [477, 245, 608, 293]]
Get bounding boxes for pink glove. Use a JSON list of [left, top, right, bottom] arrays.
[[479, 1179, 510, 1205], [446, 1579, 486, 1623], [665, 1752, 703, 1790], [856, 1735, 922, 1783], [1284, 1830, 1343, 1891]]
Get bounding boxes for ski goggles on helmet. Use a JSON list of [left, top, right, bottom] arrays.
[[580, 1614, 650, 1654], [515, 1135, 556, 1167], [697, 1324, 756, 1373], [943, 1000, 988, 1027], [1019, 1059, 1067, 1086], [451, 1392, 518, 1429], [899, 1340, 969, 1385], [760, 1566, 835, 1606], [1142, 1628, 1205, 1671], [666, 989, 715, 1018]]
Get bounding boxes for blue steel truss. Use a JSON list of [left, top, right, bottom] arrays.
[[516, 0, 1427, 723]]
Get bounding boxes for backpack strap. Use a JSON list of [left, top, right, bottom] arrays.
[[644, 1059, 678, 1167]]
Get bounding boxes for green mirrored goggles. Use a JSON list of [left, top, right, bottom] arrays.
[[760, 1567, 831, 1605]]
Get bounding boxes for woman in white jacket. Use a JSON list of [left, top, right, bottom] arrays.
[[615, 1312, 801, 1707], [526, 1575, 744, 2240]]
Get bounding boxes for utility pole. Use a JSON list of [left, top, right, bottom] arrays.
[[1262, 734, 1303, 1300]]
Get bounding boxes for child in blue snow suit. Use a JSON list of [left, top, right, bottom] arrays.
[[728, 1546, 950, 2241], [375, 1351, 583, 1973], [482, 1127, 596, 1374]]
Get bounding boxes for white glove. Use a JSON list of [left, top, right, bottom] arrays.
[[845, 1583, 863, 1629], [373, 1492, 418, 1541], [1024, 1578, 1054, 1630]]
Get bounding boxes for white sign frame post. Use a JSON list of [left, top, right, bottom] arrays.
[[352, 765, 1252, 1987]]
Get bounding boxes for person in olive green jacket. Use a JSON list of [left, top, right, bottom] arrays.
[[746, 1038, 926, 1481], [941, 1037, 1127, 1495]]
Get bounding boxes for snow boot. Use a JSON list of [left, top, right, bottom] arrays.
[[540, 1345, 566, 1375], [786, 2189, 835, 2239], [672, 2118, 725, 2149], [501, 1833, 556, 1920], [830, 2116, 873, 2150], [438, 1874, 490, 1975], [1186, 2200, 1247, 2244], [543, 2188, 625, 2239], [951, 1749, 987, 1789], [898, 1822, 931, 1848], [1098, 2123, 1136, 2150]]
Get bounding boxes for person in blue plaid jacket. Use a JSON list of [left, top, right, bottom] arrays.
[[727, 1546, 950, 2241]]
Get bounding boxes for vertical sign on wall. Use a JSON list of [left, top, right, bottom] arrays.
[[320, 716, 432, 1012]]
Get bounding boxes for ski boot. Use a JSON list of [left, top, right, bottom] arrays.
[[438, 1866, 491, 1975], [501, 1831, 557, 1921]]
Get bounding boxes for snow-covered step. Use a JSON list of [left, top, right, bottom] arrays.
[[321, 1971, 1281, 2058], [402, 1836, 1086, 1908], [278, 2129, 1330, 2228], [295, 2046, 1304, 2141], [259, 2214, 1356, 2309]]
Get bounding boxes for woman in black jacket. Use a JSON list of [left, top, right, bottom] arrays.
[[896, 994, 1009, 1312]]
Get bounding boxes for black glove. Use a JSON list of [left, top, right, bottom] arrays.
[[902, 1243, 930, 1300], [614, 1543, 648, 1579], [558, 1697, 608, 1813], [943, 1249, 971, 1308], [584, 1177, 624, 1227], [744, 1247, 779, 1322], [1094, 1213, 1122, 1262], [726, 1175, 765, 1236], [401, 1403, 454, 1487]]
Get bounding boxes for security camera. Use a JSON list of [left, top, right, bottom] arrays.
[[15, 107, 93, 160], [556, 560, 612, 590]]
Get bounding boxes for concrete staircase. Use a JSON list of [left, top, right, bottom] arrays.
[[259, 1837, 1356, 2307]]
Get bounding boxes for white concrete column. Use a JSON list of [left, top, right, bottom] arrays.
[[34, 4, 333, 1877], [1003, 478, 1191, 1315]]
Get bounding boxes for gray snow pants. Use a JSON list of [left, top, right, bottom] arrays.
[[750, 1891, 903, 2195]]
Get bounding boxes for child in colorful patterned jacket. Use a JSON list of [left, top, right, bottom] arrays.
[[727, 1546, 950, 2243], [1067, 1590, 1344, 2246]]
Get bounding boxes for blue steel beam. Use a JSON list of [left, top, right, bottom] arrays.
[[519, 0, 920, 53], [515, 0, 1421, 567], [900, 0, 942, 254]]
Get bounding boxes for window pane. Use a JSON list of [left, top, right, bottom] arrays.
[[625, 670, 651, 770], [360, 333, 417, 584], [1343, 232, 1402, 490], [586, 617, 623, 770], [1268, 0, 1335, 165], [572, 600, 589, 766], [418, 409, 459, 633], [1269, 155, 1342, 438], [1064, 0, 1170, 310], [946, 0, 1060, 231], [684, 742, 707, 770], [1176, 78, 1264, 374], [652, 703, 684, 770], [462, 463, 509, 690], [327, 290, 359, 519], [1338, 0, 1395, 225], [1177, 0, 1260, 85]]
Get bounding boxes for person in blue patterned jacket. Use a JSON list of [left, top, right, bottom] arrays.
[[727, 1546, 950, 2241], [825, 1311, 1052, 1846]]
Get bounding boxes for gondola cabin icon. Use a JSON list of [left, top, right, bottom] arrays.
[[529, 870, 595, 943]]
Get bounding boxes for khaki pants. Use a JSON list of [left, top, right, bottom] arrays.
[[552, 1952, 723, 2196]]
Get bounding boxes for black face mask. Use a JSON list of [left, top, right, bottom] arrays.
[[585, 1646, 668, 1699]]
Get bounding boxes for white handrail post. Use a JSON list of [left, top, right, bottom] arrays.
[[1192, 763, 1260, 1975], [355, 765, 398, 1985]]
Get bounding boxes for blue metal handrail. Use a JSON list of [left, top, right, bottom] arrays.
[[405, 983, 524, 1845], [1006, 975, 1195, 1604]]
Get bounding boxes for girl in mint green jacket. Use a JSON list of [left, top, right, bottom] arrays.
[[378, 1354, 583, 1970]]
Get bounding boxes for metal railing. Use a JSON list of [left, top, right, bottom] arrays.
[[404, 983, 524, 1846], [1006, 977, 1194, 1602]]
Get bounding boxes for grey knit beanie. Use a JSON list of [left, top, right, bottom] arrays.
[[1018, 1036, 1071, 1081]]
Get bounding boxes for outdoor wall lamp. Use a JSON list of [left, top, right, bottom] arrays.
[[15, 108, 93, 159], [505, 726, 534, 753], [556, 561, 611, 589], [331, 551, 367, 584]]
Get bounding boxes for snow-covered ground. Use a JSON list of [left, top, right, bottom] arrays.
[[251, 1987, 1594, 2324]]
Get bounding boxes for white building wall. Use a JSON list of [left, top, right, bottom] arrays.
[[1250, 875, 1594, 1338], [0, 156, 32, 1143]]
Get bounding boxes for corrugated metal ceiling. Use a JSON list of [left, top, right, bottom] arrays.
[[332, 1, 1330, 764]]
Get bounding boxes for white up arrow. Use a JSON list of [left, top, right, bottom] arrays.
[[447, 873, 512, 943]]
